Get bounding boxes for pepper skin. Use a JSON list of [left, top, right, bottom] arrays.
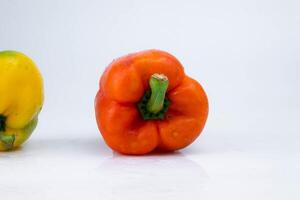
[[95, 50, 208, 155], [0, 51, 43, 151]]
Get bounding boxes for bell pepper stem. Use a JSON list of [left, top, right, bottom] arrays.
[[0, 135, 15, 149], [0, 115, 5, 132], [0, 115, 15, 149], [146, 74, 169, 114]]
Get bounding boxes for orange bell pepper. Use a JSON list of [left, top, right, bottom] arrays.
[[95, 50, 208, 155]]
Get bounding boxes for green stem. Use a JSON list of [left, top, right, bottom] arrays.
[[0, 115, 15, 150], [0, 115, 6, 132], [0, 135, 15, 150], [137, 74, 170, 120], [146, 74, 169, 113]]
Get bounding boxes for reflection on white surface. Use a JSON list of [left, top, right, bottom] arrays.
[[0, 137, 209, 200], [0, 131, 300, 200], [0, 132, 299, 200], [97, 152, 209, 199]]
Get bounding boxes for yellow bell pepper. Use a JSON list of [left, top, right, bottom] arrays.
[[0, 51, 43, 151]]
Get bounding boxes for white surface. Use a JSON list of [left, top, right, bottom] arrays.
[[0, 0, 300, 199], [1, 133, 299, 200]]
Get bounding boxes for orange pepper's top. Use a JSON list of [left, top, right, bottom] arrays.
[[95, 50, 208, 155]]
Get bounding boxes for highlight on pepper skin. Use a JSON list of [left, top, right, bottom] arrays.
[[0, 51, 44, 151], [95, 49, 209, 155]]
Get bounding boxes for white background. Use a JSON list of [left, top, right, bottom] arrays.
[[0, 0, 299, 199]]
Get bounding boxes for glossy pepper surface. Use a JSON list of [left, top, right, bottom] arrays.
[[0, 51, 43, 151], [95, 50, 208, 155]]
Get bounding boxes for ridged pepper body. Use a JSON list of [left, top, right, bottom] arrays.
[[95, 50, 208, 155], [0, 51, 43, 150]]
